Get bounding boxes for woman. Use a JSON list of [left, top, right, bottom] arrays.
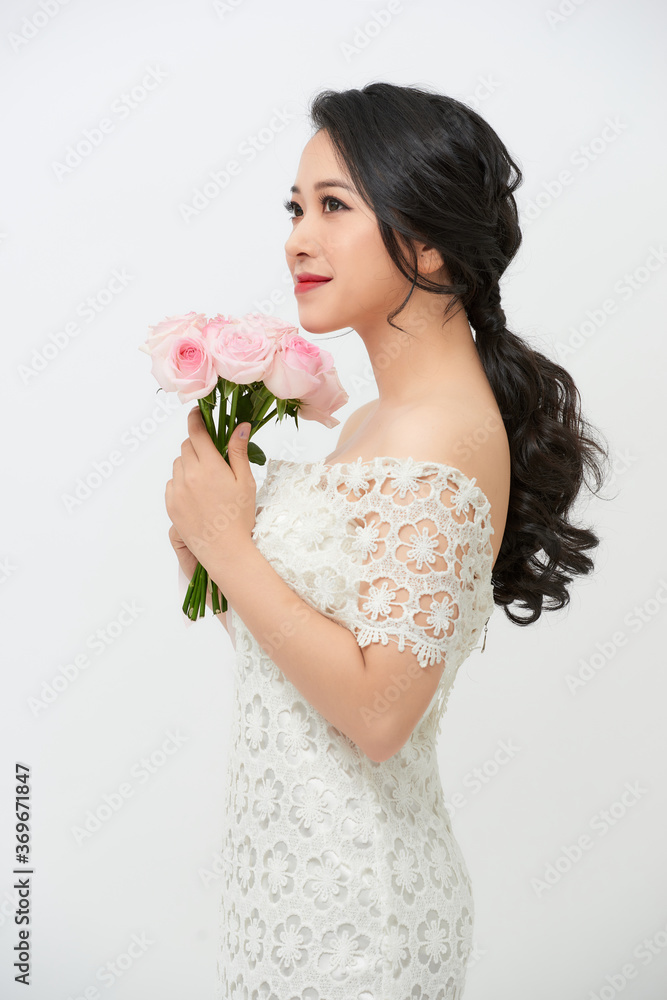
[[166, 82, 609, 999]]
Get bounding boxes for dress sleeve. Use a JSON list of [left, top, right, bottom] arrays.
[[341, 463, 494, 670]]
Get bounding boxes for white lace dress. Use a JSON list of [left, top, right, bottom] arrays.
[[214, 455, 495, 1000]]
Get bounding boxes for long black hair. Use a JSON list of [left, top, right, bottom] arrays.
[[308, 81, 611, 626]]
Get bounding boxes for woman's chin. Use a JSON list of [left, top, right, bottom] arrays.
[[296, 315, 341, 335]]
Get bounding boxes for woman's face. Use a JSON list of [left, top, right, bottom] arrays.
[[284, 129, 410, 335]]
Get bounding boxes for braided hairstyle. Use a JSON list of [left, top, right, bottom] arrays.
[[308, 81, 611, 625]]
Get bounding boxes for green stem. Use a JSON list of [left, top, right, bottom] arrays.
[[195, 566, 204, 619], [182, 561, 202, 619], [256, 393, 275, 422], [198, 398, 216, 440], [252, 404, 278, 435], [226, 385, 239, 451], [182, 575, 196, 614], [193, 565, 203, 621], [210, 578, 220, 615], [199, 570, 207, 618], [218, 385, 242, 459], [216, 389, 227, 452], [177, 397, 223, 621]]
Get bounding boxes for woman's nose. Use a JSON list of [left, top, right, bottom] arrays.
[[284, 216, 318, 258]]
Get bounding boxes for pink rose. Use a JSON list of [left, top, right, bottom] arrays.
[[150, 333, 218, 403], [140, 309, 347, 426], [201, 314, 240, 340], [242, 312, 299, 341], [203, 317, 276, 385], [262, 332, 328, 400], [297, 365, 349, 428], [138, 311, 207, 356]]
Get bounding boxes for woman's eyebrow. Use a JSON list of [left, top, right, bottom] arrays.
[[289, 179, 355, 195]]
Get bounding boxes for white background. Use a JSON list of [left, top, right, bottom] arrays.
[[1, 0, 666, 997]]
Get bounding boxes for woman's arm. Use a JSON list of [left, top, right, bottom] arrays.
[[208, 408, 373, 647], [198, 539, 383, 759]]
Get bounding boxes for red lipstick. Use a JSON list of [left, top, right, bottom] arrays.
[[294, 272, 333, 295]]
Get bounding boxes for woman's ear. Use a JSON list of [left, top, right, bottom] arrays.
[[417, 244, 445, 276]]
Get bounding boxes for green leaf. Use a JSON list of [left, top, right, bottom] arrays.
[[247, 441, 266, 465], [219, 379, 234, 401]]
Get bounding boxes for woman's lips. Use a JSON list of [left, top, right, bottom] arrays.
[[294, 278, 332, 295]]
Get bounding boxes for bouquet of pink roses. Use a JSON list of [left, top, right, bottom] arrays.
[[139, 310, 348, 621]]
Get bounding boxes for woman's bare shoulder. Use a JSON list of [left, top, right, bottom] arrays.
[[400, 395, 511, 553], [334, 397, 380, 449]]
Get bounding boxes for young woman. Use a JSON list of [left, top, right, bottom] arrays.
[[167, 82, 609, 999]]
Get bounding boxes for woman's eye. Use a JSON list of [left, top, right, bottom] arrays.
[[283, 195, 347, 218], [282, 199, 301, 218]]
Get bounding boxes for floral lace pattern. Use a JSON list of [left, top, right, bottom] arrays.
[[215, 456, 495, 999]]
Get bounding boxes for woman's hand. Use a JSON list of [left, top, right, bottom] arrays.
[[168, 523, 198, 580], [165, 407, 256, 571], [169, 522, 230, 628]]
